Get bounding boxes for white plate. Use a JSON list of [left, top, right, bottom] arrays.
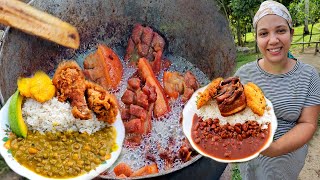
[[183, 86, 277, 163], [0, 95, 125, 180]]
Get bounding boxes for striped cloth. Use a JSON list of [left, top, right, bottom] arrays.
[[234, 58, 320, 180]]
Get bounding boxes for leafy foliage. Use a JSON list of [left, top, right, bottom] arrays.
[[289, 0, 320, 26], [229, 0, 261, 46]]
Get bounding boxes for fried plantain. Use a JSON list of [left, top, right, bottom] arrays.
[[244, 82, 266, 116]]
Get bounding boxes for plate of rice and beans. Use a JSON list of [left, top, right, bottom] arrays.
[[0, 65, 125, 179], [183, 77, 277, 163]]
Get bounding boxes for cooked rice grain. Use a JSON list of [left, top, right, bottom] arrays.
[[197, 100, 272, 129], [22, 97, 107, 134]]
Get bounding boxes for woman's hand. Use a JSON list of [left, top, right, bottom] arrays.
[[262, 105, 319, 158], [261, 141, 280, 157]]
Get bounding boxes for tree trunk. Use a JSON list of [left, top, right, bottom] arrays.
[[308, 23, 314, 46], [236, 19, 242, 46], [304, 0, 310, 35], [244, 27, 247, 43]]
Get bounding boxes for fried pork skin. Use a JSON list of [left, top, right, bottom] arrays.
[[244, 82, 266, 116], [52, 60, 92, 120], [85, 81, 118, 124], [83, 44, 123, 91]]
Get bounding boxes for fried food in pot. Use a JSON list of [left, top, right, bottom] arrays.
[[52, 60, 92, 120], [83, 44, 123, 91], [125, 24, 166, 75], [163, 71, 199, 102], [244, 82, 266, 116]]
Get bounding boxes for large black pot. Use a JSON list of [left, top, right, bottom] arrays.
[[0, 0, 235, 179]]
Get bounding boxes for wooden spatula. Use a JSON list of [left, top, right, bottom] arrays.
[[0, 0, 80, 49]]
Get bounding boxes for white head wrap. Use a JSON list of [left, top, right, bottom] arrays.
[[253, 0, 292, 29]]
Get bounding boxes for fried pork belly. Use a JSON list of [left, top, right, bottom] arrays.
[[83, 44, 123, 91], [216, 77, 246, 117], [196, 77, 223, 109], [52, 60, 92, 120], [244, 82, 266, 116], [85, 81, 118, 124]]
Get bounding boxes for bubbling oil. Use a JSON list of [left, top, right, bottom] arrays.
[[74, 48, 209, 175], [113, 55, 209, 174]]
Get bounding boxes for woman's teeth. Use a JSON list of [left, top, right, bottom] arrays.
[[269, 48, 281, 52]]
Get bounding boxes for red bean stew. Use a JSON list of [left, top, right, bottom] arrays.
[[191, 114, 270, 160]]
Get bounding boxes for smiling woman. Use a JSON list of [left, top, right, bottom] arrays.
[[255, 15, 295, 74], [235, 1, 320, 179]]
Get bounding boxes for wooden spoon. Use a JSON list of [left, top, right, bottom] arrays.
[[0, 0, 80, 49]]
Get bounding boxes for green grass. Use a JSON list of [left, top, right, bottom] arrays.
[[232, 164, 242, 180], [235, 52, 260, 70]]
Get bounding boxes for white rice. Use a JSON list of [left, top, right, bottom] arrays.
[[197, 100, 272, 129], [22, 97, 107, 134]]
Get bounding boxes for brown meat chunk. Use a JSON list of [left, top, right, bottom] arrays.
[[125, 24, 166, 75], [124, 118, 143, 134], [128, 78, 141, 90], [136, 90, 149, 109], [120, 107, 130, 121], [184, 71, 199, 90], [121, 89, 135, 105], [129, 104, 147, 120]]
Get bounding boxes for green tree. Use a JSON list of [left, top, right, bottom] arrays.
[[230, 0, 261, 46], [308, 0, 320, 42], [304, 0, 310, 34], [289, 0, 320, 43]]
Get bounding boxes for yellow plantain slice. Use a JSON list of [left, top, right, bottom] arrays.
[[0, 0, 80, 49], [244, 82, 266, 116]]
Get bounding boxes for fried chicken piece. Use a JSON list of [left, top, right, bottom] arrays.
[[52, 60, 92, 120], [86, 81, 118, 124], [244, 82, 266, 116], [196, 77, 223, 109]]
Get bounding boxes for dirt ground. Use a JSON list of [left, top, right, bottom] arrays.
[[220, 48, 320, 180], [296, 49, 320, 180]]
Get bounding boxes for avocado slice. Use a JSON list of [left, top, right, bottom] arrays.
[[8, 90, 28, 138]]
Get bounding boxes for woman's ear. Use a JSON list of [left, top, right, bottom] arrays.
[[290, 28, 294, 41]]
